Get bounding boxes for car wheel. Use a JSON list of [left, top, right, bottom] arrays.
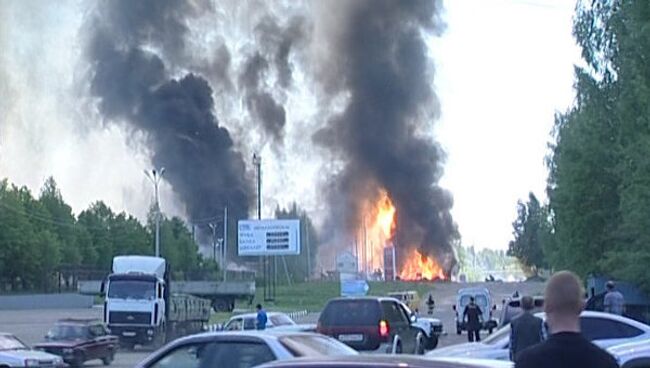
[[102, 351, 115, 366], [395, 342, 403, 354], [415, 335, 425, 355], [426, 335, 439, 350], [71, 351, 85, 368]]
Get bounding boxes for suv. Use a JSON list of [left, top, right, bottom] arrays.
[[317, 297, 426, 354], [452, 288, 498, 334]]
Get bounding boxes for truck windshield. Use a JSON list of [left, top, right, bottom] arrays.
[[108, 280, 156, 300]]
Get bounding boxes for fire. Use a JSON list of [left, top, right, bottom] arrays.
[[399, 249, 446, 281], [356, 190, 396, 274]]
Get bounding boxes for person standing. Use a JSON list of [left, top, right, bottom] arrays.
[[515, 271, 619, 368], [255, 304, 268, 330], [510, 296, 543, 360], [604, 281, 625, 316], [463, 296, 483, 342]]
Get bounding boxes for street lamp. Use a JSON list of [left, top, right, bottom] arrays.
[[145, 167, 165, 257], [252, 153, 262, 220]]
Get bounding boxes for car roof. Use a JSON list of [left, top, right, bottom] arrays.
[[174, 330, 325, 344], [327, 296, 399, 303], [458, 287, 490, 294], [230, 312, 289, 319], [257, 355, 512, 368], [56, 318, 101, 325]]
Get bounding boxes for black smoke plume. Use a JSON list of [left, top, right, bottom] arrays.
[[85, 1, 252, 240], [315, 0, 458, 273]]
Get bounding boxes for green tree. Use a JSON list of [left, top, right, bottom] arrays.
[[507, 193, 550, 275]]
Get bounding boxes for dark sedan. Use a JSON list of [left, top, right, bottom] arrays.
[[34, 319, 118, 367]]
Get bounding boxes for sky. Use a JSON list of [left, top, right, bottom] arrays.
[[0, 0, 583, 252], [432, 0, 581, 249]]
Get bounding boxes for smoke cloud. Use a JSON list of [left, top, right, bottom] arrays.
[[85, 1, 252, 230], [314, 0, 458, 273]]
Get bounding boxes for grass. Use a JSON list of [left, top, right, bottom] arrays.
[[208, 280, 437, 325]]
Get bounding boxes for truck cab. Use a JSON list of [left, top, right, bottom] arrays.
[[452, 287, 498, 334], [104, 256, 168, 348]]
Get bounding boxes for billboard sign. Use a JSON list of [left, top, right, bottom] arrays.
[[340, 279, 369, 297], [238, 219, 301, 256]]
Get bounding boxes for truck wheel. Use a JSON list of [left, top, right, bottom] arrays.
[[212, 299, 229, 312], [102, 351, 115, 366]]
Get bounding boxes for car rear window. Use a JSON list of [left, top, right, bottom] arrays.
[[279, 335, 358, 357], [319, 300, 381, 326]]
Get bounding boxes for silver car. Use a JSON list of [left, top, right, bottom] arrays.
[[607, 338, 650, 368], [223, 312, 297, 331], [0, 333, 64, 368], [136, 330, 358, 368], [429, 311, 650, 361]]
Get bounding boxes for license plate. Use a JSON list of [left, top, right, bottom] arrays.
[[122, 331, 136, 337], [338, 334, 363, 342]]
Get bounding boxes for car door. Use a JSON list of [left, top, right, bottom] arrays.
[[381, 300, 413, 353], [397, 302, 422, 352], [145, 339, 277, 368]]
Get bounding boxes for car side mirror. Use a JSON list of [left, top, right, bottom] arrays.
[[410, 314, 417, 323], [100, 280, 106, 297], [452, 305, 456, 311]]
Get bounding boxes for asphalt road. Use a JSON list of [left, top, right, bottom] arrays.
[[0, 282, 545, 367]]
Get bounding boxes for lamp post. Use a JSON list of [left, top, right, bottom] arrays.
[[252, 153, 262, 220], [144, 168, 165, 257]]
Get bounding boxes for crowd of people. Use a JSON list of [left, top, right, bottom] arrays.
[[459, 272, 627, 367]]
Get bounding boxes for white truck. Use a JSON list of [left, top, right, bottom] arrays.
[[101, 256, 212, 348]]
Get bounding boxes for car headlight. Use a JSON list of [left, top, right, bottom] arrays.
[[63, 348, 74, 354], [24, 358, 39, 367]]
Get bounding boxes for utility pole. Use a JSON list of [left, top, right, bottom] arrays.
[[223, 206, 228, 281], [144, 168, 165, 257], [208, 223, 218, 262]]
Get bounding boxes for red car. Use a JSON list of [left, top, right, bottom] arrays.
[[35, 319, 118, 367]]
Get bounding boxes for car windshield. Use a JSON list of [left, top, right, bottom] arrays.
[[279, 335, 358, 357], [270, 314, 295, 326], [460, 294, 488, 308], [107, 280, 155, 300], [0, 335, 28, 351], [47, 325, 88, 340], [483, 325, 511, 346]]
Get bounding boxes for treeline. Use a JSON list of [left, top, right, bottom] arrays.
[[0, 177, 215, 292], [509, 1, 650, 291]]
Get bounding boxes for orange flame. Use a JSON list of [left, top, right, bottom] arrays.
[[399, 249, 446, 281], [357, 190, 396, 273]]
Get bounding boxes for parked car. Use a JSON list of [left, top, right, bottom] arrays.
[[257, 355, 513, 368], [428, 311, 650, 361], [607, 338, 650, 368], [135, 330, 358, 368], [453, 288, 498, 334], [317, 297, 428, 354], [0, 333, 65, 368], [400, 303, 443, 350], [497, 296, 544, 329], [34, 318, 119, 367], [223, 312, 297, 331]]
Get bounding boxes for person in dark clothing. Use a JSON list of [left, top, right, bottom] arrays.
[[463, 296, 483, 342], [515, 271, 619, 368], [255, 303, 268, 330], [510, 295, 543, 360]]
